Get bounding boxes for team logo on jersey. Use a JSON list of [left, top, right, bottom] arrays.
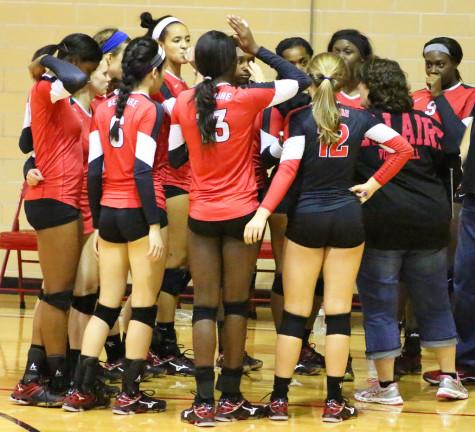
[[318, 124, 350, 158]]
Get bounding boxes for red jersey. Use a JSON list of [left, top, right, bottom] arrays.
[[152, 71, 191, 192], [90, 95, 107, 112], [336, 91, 362, 109], [412, 82, 475, 124], [90, 92, 166, 212], [170, 81, 297, 221], [71, 98, 94, 235], [25, 77, 83, 207]]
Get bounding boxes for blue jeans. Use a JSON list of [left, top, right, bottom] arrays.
[[357, 248, 457, 360], [454, 195, 475, 369]]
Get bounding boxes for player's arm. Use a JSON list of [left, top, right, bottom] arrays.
[[87, 117, 104, 229], [19, 102, 33, 154], [134, 104, 164, 226], [433, 94, 466, 146], [260, 107, 284, 168], [244, 114, 304, 244], [168, 101, 188, 168]]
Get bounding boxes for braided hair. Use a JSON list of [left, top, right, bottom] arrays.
[[110, 37, 165, 142], [193, 31, 237, 144]]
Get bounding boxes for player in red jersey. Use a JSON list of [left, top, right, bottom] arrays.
[[404, 37, 475, 380], [245, 53, 412, 423], [141, 12, 196, 375], [170, 16, 311, 426], [63, 38, 169, 415], [10, 34, 103, 408], [328, 29, 373, 109]]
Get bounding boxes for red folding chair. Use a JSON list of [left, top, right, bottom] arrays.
[[0, 182, 39, 308]]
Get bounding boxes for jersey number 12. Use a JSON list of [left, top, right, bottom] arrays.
[[318, 124, 349, 158]]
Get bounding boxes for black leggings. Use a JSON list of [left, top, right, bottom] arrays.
[[188, 219, 260, 370]]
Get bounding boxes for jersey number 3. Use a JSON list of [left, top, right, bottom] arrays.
[[214, 109, 230, 143], [318, 124, 349, 158]]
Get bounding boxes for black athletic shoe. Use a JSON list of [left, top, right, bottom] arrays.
[[112, 391, 167, 415], [181, 400, 216, 427], [322, 399, 357, 423], [10, 380, 64, 407], [215, 395, 264, 422], [264, 397, 289, 421]]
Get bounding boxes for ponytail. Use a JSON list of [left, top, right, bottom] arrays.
[[195, 79, 218, 143], [308, 53, 347, 146]]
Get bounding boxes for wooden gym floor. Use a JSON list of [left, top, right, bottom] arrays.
[[0, 294, 474, 431]]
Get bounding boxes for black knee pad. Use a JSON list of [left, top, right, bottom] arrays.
[[38, 288, 44, 300], [42, 290, 73, 311], [278, 310, 307, 339], [160, 268, 191, 297], [271, 273, 283, 296], [325, 313, 351, 336], [93, 303, 121, 329], [315, 277, 324, 297], [72, 293, 98, 315], [223, 301, 249, 318], [192, 306, 218, 324], [131, 305, 158, 329]]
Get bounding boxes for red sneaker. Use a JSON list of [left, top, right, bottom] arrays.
[[181, 400, 216, 427], [264, 397, 288, 421], [62, 388, 110, 412], [112, 391, 166, 415], [10, 380, 64, 407], [322, 399, 357, 423]]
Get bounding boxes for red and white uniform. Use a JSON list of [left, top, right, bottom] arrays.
[[336, 91, 362, 110], [169, 80, 300, 221], [412, 82, 475, 124], [25, 77, 83, 207], [90, 92, 166, 211], [152, 70, 191, 192], [70, 99, 94, 235]]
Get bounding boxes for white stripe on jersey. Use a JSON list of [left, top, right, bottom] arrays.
[[463, 116, 473, 126], [88, 130, 103, 163], [50, 80, 71, 103], [260, 130, 282, 158], [22, 101, 31, 128], [136, 131, 157, 167], [267, 80, 299, 108], [162, 98, 176, 116], [169, 124, 185, 151], [364, 123, 400, 153], [281, 135, 305, 163]]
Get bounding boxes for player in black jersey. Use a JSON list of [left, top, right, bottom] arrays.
[[353, 57, 467, 405], [244, 52, 412, 423]]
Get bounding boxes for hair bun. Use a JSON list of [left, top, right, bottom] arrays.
[[140, 11, 155, 29]]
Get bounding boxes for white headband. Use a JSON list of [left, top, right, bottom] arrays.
[[423, 43, 451, 57], [152, 17, 183, 41]]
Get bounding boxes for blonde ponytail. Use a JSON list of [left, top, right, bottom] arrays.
[[308, 53, 347, 146]]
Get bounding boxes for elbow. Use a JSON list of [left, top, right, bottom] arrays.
[[63, 73, 88, 94], [298, 75, 312, 92]]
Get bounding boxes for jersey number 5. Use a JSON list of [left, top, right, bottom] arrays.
[[318, 124, 349, 158], [214, 109, 230, 143]]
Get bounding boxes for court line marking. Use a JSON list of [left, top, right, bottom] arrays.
[[0, 411, 40, 432]]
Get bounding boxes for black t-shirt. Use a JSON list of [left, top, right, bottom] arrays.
[[356, 109, 453, 249], [462, 105, 475, 195]]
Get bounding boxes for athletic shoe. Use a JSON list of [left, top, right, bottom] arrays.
[[436, 375, 469, 400], [243, 351, 263, 372], [181, 400, 216, 427], [146, 351, 167, 378], [301, 343, 325, 369], [264, 397, 288, 421], [423, 369, 475, 386], [394, 353, 422, 377], [215, 396, 264, 421], [322, 399, 357, 423], [344, 357, 355, 382], [112, 391, 167, 415], [354, 382, 403, 405], [165, 351, 195, 376], [10, 381, 64, 407], [101, 359, 124, 383], [216, 352, 263, 373], [62, 388, 110, 412]]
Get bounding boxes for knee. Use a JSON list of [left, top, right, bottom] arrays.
[[326, 313, 351, 337], [223, 301, 249, 319], [160, 268, 191, 297], [93, 303, 121, 329], [131, 305, 157, 329], [278, 310, 307, 339], [192, 306, 218, 325], [42, 290, 73, 311]]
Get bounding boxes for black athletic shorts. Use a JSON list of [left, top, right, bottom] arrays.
[[25, 198, 79, 230], [188, 212, 255, 241], [99, 206, 168, 244], [164, 185, 188, 199], [286, 201, 364, 248]]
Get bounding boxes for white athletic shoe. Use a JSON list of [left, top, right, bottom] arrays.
[[354, 381, 403, 405], [436, 375, 469, 401]]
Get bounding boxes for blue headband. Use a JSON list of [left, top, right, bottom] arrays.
[[101, 31, 129, 54]]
